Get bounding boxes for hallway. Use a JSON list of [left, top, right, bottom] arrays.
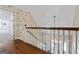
[[0, 5, 79, 54]]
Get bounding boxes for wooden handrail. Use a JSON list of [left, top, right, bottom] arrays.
[[27, 30, 46, 45], [26, 27, 79, 31], [27, 30, 39, 41]]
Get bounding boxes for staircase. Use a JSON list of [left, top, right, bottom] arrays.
[[15, 39, 48, 54], [0, 27, 79, 54]]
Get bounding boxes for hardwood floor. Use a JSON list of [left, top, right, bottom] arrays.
[[0, 41, 15, 54], [15, 39, 48, 54], [0, 39, 48, 54]]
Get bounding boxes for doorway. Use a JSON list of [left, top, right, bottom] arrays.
[[0, 9, 14, 53]]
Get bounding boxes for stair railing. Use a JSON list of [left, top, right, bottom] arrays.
[[25, 26, 79, 54], [27, 30, 47, 49]]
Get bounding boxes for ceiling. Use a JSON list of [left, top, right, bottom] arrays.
[[15, 5, 77, 27]]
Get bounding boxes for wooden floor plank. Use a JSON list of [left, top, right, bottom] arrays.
[[0, 39, 48, 54]]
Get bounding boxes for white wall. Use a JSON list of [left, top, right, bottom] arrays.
[[74, 5, 79, 27], [15, 5, 76, 27], [0, 9, 13, 43]]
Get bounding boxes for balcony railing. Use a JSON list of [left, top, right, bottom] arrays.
[[25, 26, 79, 54]]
